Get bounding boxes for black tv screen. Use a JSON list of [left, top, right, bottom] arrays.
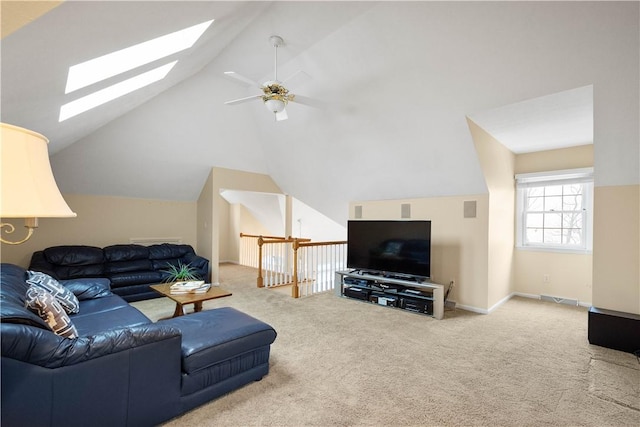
[[347, 220, 431, 278]]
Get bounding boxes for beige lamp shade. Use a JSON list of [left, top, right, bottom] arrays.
[[1, 123, 76, 218]]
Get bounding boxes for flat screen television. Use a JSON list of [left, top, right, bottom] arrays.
[[347, 220, 431, 279]]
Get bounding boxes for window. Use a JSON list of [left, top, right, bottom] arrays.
[[59, 19, 214, 121], [516, 168, 593, 253]]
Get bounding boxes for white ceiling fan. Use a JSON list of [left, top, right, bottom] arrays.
[[224, 35, 317, 121]]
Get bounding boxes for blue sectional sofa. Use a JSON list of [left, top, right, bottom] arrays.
[[28, 243, 209, 302], [0, 263, 277, 427]]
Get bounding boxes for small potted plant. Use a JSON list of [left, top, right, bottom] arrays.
[[162, 261, 201, 283]]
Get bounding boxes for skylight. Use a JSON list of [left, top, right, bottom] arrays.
[[65, 19, 214, 94], [59, 19, 213, 122], [59, 62, 177, 122]]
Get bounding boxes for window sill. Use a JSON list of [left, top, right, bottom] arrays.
[[516, 245, 592, 255]]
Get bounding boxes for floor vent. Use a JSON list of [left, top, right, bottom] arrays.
[[541, 294, 578, 306], [129, 237, 182, 245]]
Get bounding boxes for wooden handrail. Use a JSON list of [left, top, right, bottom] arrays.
[[298, 240, 347, 248], [262, 238, 295, 244], [240, 233, 288, 240]]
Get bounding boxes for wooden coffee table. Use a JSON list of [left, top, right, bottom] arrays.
[[150, 283, 232, 318]]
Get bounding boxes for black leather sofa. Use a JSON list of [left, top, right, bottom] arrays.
[[1, 263, 277, 427], [29, 243, 209, 302]]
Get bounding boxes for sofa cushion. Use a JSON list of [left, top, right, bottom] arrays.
[[152, 259, 184, 274], [42, 245, 105, 280], [44, 245, 104, 266], [25, 286, 78, 339], [27, 271, 80, 314], [73, 294, 131, 317], [61, 278, 112, 301], [71, 296, 151, 336], [148, 244, 193, 260], [104, 244, 149, 262], [105, 259, 154, 275], [160, 307, 277, 374], [54, 264, 105, 280], [109, 270, 163, 287]]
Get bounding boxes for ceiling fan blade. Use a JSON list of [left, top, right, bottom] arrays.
[[224, 95, 262, 106], [275, 108, 288, 121], [289, 94, 324, 109], [223, 71, 262, 88]]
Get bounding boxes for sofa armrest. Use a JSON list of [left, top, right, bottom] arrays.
[[183, 253, 209, 279], [1, 324, 183, 426], [1, 323, 181, 368], [61, 278, 112, 300], [62, 324, 182, 367]]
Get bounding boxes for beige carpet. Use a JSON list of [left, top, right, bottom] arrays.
[[132, 264, 640, 426]]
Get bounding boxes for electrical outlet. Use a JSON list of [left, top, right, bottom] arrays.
[[543, 274, 550, 283]]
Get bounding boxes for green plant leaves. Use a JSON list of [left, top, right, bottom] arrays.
[[161, 261, 201, 282]]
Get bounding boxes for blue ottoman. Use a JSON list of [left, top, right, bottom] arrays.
[[160, 307, 277, 412]]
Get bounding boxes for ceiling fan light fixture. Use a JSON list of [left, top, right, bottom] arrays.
[[264, 98, 286, 113]]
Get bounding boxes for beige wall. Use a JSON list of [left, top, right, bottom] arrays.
[[226, 203, 275, 264], [592, 184, 640, 314], [237, 204, 273, 238], [0, 193, 197, 268], [197, 169, 215, 275], [198, 167, 282, 283], [350, 195, 490, 312], [515, 144, 593, 173], [468, 118, 515, 309], [1, 1, 63, 38], [513, 145, 594, 305], [515, 251, 593, 303], [218, 197, 232, 263]]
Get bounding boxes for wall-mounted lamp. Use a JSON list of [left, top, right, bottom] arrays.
[[1, 123, 76, 245]]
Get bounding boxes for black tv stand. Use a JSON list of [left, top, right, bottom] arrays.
[[354, 270, 425, 282], [335, 270, 444, 319], [355, 270, 381, 276], [384, 273, 421, 282]]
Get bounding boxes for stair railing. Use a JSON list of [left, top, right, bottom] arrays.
[[290, 239, 347, 298], [239, 233, 287, 271], [239, 233, 347, 297]]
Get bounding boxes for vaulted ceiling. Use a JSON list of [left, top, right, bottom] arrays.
[[3, 1, 634, 225]]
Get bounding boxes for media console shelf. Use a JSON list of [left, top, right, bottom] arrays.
[[335, 270, 444, 320]]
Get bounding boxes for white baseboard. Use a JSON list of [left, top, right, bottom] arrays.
[[454, 292, 592, 315], [512, 292, 540, 300], [515, 292, 591, 308], [454, 303, 488, 314], [455, 293, 516, 314]]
